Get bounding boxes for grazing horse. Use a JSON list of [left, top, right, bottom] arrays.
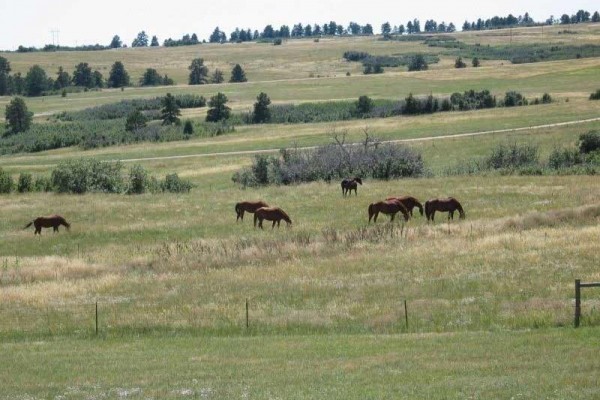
[[368, 199, 409, 223], [24, 215, 71, 235], [341, 177, 363, 197], [235, 200, 269, 222], [425, 198, 465, 222], [386, 196, 424, 217], [254, 207, 292, 229]]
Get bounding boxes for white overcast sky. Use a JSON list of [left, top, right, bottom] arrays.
[[0, 0, 598, 50]]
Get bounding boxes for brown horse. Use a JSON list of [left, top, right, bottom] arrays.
[[254, 207, 292, 229], [425, 198, 465, 222], [341, 177, 363, 197], [24, 215, 71, 235], [368, 199, 409, 223], [386, 196, 424, 217], [235, 200, 269, 221]]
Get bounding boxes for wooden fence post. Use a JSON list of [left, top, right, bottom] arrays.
[[95, 302, 98, 335], [574, 279, 581, 328], [246, 299, 249, 329], [404, 300, 408, 330]]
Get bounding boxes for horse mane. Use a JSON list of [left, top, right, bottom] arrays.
[[453, 199, 465, 218]]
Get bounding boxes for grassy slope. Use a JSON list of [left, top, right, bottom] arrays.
[[1, 24, 600, 396]]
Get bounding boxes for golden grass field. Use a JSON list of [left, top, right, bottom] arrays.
[[1, 22, 600, 399]]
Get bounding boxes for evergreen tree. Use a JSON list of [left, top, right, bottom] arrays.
[[455, 57, 467, 68], [355, 95, 373, 115], [54, 66, 71, 89], [183, 120, 194, 135], [209, 27, 225, 43], [5, 97, 33, 134], [24, 65, 48, 96], [125, 110, 148, 131], [188, 58, 208, 85], [206, 92, 230, 122], [592, 11, 600, 22], [381, 22, 391, 35], [93, 70, 104, 88], [230, 64, 247, 83], [0, 56, 12, 95], [132, 31, 149, 47], [73, 62, 94, 87], [140, 68, 163, 86], [107, 61, 130, 88], [252, 92, 271, 123], [211, 69, 224, 84], [161, 93, 181, 125], [109, 35, 122, 48], [150, 35, 159, 46], [472, 57, 481, 67], [408, 54, 428, 71]]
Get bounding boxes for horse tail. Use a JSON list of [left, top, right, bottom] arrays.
[[424, 201, 431, 221], [368, 203, 375, 222], [235, 203, 241, 213], [23, 221, 33, 230], [415, 200, 424, 216]]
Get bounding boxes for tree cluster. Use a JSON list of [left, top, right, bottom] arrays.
[[163, 33, 199, 47], [188, 59, 248, 85]]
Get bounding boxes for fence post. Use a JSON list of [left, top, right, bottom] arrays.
[[574, 279, 581, 328], [404, 300, 408, 330], [95, 302, 98, 335], [246, 299, 249, 329]]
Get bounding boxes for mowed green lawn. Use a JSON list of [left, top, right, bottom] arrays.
[[1, 329, 598, 399]]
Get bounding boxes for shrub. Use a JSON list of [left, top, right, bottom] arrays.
[[590, 89, 600, 100], [450, 90, 496, 110], [548, 147, 585, 169], [407, 54, 428, 71], [579, 131, 600, 154], [232, 138, 424, 187], [125, 110, 148, 132], [17, 172, 33, 193], [273, 38, 282, 46], [51, 159, 124, 194], [183, 120, 194, 135], [472, 57, 480, 67], [355, 95, 374, 115], [541, 93, 553, 104], [127, 164, 148, 194], [0, 168, 14, 193], [503, 91, 528, 107], [161, 173, 193, 193], [455, 57, 467, 68], [485, 143, 539, 169], [34, 176, 53, 192]]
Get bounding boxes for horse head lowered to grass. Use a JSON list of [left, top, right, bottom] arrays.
[[368, 199, 409, 223], [386, 196, 423, 217], [425, 198, 465, 222], [24, 215, 71, 235], [341, 177, 363, 197], [253, 207, 292, 229]]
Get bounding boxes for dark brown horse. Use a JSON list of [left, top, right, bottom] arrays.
[[368, 199, 409, 223], [235, 200, 269, 221], [425, 198, 465, 222], [24, 215, 71, 235], [386, 196, 424, 217], [254, 207, 292, 229], [341, 177, 363, 197]]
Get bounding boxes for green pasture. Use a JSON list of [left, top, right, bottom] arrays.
[[1, 329, 599, 399]]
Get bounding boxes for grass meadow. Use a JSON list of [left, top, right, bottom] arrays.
[[1, 24, 600, 398]]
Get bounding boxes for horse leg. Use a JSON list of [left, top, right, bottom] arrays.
[[54, 226, 59, 232], [272, 220, 276, 229], [373, 212, 378, 223], [390, 213, 395, 222]]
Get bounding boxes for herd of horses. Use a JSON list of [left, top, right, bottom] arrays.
[[234, 178, 464, 230], [23, 179, 464, 235]]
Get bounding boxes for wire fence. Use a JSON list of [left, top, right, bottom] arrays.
[[1, 294, 598, 338]]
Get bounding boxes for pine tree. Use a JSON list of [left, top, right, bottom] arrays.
[[188, 58, 208, 85], [161, 93, 181, 125], [230, 64, 247, 83], [5, 97, 33, 134], [206, 92, 230, 122], [252, 92, 271, 123]]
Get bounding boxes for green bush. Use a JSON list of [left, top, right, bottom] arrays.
[[161, 173, 192, 193], [51, 159, 124, 194], [589, 89, 600, 100], [503, 91, 528, 107], [34, 176, 53, 192], [0, 168, 14, 193], [485, 143, 539, 170], [578, 131, 600, 154], [127, 164, 149, 194], [17, 172, 33, 193], [548, 147, 585, 169]]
